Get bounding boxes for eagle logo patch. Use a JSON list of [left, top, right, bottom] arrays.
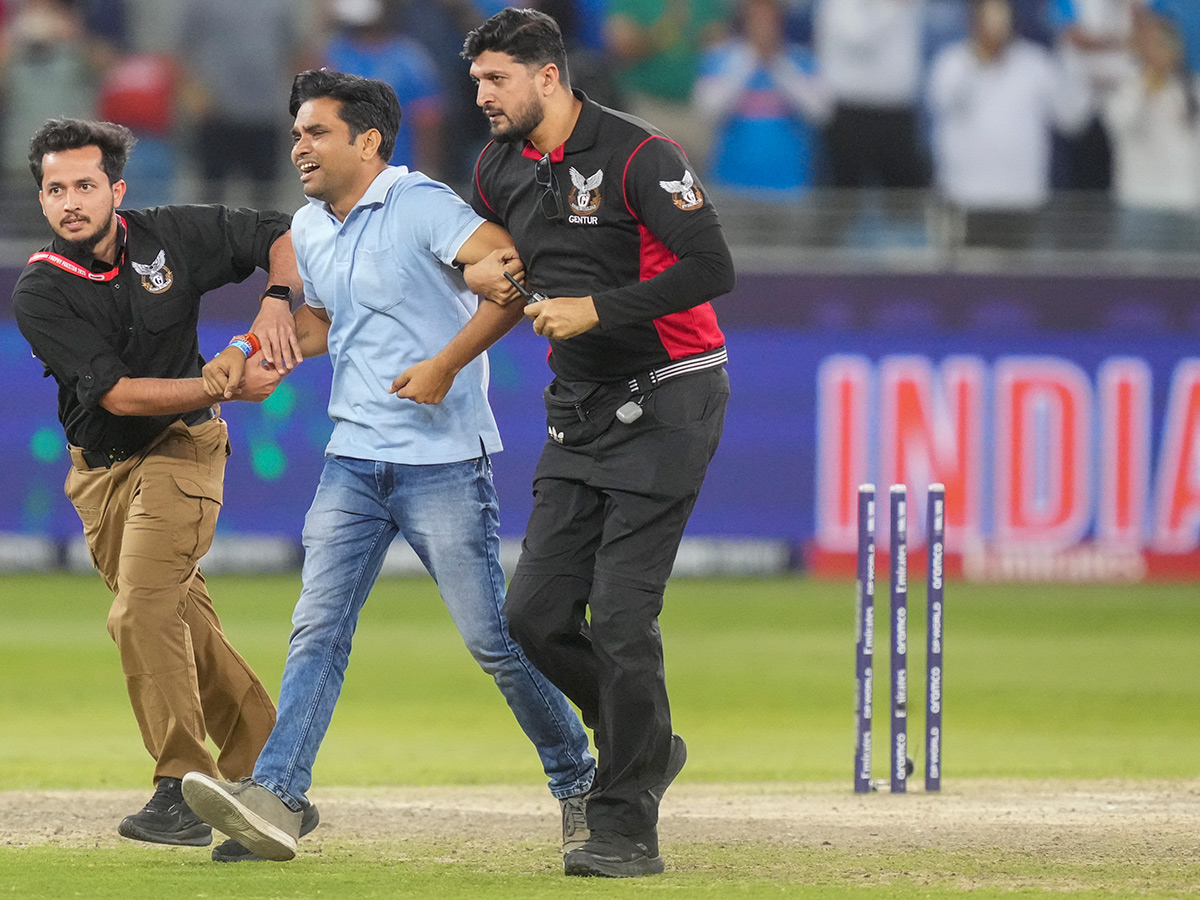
[[132, 249, 173, 294], [659, 169, 704, 210], [568, 167, 603, 214]]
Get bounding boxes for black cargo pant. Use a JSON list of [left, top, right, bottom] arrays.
[[504, 367, 728, 837]]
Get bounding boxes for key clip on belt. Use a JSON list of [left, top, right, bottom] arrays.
[[619, 347, 728, 425]]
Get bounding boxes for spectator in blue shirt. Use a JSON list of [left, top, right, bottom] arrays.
[[182, 69, 595, 864], [321, 0, 445, 177], [695, 0, 832, 196]]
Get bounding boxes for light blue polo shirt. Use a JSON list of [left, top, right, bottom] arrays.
[[291, 166, 502, 465]]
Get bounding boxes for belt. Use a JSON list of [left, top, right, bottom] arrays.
[[625, 346, 727, 396], [79, 406, 217, 469], [80, 446, 134, 469], [181, 405, 218, 429]]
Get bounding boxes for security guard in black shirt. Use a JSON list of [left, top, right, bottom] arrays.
[[12, 118, 304, 851], [463, 9, 734, 878]]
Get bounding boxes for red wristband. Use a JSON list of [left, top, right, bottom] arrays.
[[229, 333, 261, 357]]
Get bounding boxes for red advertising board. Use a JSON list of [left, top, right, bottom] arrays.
[[812, 354, 1200, 581]]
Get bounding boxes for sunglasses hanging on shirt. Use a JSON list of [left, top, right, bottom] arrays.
[[535, 153, 564, 222]]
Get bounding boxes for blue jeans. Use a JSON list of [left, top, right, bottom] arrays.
[[253, 454, 594, 809]]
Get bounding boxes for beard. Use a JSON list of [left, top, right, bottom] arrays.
[[488, 95, 545, 144], [56, 205, 115, 257], [70, 214, 115, 256]]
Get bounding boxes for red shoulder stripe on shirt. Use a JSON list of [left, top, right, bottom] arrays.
[[474, 140, 498, 216], [621, 135, 688, 220]]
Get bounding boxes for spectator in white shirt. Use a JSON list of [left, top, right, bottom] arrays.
[[1052, 0, 1142, 192], [1104, 11, 1200, 248], [814, 0, 930, 190], [928, 0, 1090, 246]]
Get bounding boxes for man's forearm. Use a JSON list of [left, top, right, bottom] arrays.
[[294, 304, 330, 357], [593, 223, 735, 329], [433, 298, 525, 375], [266, 232, 304, 297], [99, 376, 218, 417]]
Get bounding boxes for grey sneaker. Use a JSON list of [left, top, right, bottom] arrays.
[[211, 802, 320, 862], [650, 734, 687, 803], [563, 829, 663, 878], [560, 793, 589, 853], [181, 773, 301, 862]]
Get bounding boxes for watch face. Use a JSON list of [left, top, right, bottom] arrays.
[[264, 285, 291, 299]]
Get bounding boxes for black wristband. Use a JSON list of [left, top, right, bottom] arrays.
[[261, 284, 293, 308]]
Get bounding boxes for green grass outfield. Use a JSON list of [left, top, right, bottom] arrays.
[[2, 573, 1198, 898]]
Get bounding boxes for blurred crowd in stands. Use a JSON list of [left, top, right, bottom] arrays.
[[0, 0, 1197, 253]]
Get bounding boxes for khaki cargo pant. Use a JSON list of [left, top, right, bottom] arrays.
[[65, 415, 276, 784]]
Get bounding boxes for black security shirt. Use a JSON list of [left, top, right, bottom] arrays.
[[471, 92, 735, 382], [12, 205, 290, 457]]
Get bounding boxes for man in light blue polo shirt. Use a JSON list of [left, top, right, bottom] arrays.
[[183, 69, 594, 863]]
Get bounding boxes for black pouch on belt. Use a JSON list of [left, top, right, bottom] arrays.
[[543, 378, 632, 446]]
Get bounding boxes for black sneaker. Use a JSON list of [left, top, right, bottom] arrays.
[[118, 776, 213, 846], [650, 733, 687, 803], [211, 802, 321, 862], [563, 829, 664, 877]]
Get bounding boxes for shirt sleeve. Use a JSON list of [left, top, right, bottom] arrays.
[[592, 135, 735, 329], [392, 177, 485, 267], [927, 45, 969, 119], [469, 144, 504, 225], [290, 205, 322, 309], [13, 286, 131, 410], [694, 44, 757, 121], [153, 205, 291, 294]]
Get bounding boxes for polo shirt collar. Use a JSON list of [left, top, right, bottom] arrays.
[[308, 165, 409, 220], [520, 90, 600, 162]]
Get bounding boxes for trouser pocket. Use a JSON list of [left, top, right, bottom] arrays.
[[544, 378, 630, 446]]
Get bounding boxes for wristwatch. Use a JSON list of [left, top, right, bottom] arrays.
[[260, 284, 293, 307]]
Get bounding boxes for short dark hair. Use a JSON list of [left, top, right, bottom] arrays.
[[28, 118, 136, 188], [289, 69, 401, 162], [461, 8, 570, 88]]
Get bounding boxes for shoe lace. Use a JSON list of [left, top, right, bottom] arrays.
[[561, 795, 588, 839], [143, 777, 183, 813]]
